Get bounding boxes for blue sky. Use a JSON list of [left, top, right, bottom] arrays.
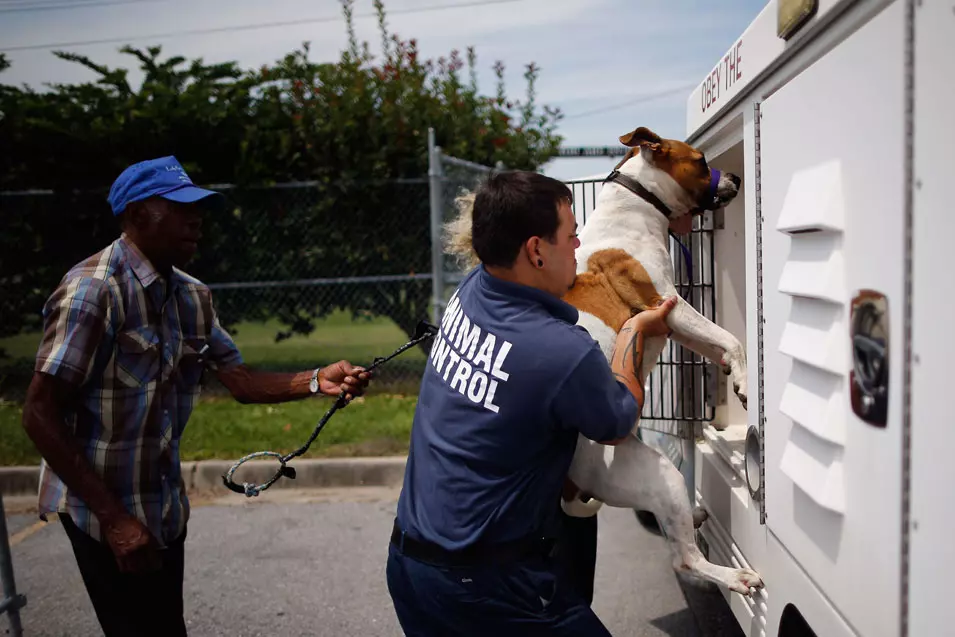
[[0, 0, 765, 179]]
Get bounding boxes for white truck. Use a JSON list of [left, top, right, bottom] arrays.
[[663, 0, 955, 635]]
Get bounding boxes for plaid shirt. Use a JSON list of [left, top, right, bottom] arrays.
[[34, 234, 242, 546]]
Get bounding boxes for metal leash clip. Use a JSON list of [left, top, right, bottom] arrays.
[[222, 320, 439, 497]]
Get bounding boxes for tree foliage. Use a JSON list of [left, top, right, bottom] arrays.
[[0, 0, 563, 346]]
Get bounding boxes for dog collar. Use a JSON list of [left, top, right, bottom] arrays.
[[603, 170, 674, 218], [603, 168, 723, 218]]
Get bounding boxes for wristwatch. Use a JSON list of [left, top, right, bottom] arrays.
[[309, 367, 322, 395]]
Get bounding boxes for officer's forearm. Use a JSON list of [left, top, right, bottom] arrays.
[[610, 324, 646, 409], [216, 364, 314, 404], [22, 373, 128, 525]]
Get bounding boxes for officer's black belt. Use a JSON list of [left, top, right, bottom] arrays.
[[391, 520, 558, 568]]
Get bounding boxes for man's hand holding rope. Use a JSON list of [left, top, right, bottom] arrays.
[[318, 360, 372, 402]]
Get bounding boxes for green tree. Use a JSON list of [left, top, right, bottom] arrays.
[[0, 0, 563, 348]]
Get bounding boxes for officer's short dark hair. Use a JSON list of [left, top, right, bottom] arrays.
[[471, 170, 574, 268]]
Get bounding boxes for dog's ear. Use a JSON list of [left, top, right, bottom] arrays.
[[619, 127, 663, 151]]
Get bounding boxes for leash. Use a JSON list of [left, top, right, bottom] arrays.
[[222, 320, 439, 497], [669, 230, 693, 301]]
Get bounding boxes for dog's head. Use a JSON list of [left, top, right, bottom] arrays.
[[615, 126, 741, 227]]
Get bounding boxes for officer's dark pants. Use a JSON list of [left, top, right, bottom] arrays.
[[554, 509, 598, 606], [387, 528, 610, 636]]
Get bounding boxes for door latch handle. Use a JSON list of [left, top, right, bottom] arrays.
[[850, 289, 889, 427]]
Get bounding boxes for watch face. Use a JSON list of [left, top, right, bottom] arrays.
[[310, 377, 319, 393]]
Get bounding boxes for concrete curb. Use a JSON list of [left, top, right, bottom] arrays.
[[0, 467, 40, 497], [0, 457, 408, 497]]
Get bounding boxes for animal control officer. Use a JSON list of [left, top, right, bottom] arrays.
[[385, 170, 677, 635]]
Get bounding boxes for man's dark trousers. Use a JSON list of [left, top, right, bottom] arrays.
[[60, 514, 188, 637], [386, 539, 610, 636], [555, 509, 598, 606]]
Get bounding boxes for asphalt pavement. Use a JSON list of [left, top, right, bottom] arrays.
[[3, 488, 740, 636]]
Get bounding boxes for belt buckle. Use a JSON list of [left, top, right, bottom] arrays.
[[391, 520, 407, 553]]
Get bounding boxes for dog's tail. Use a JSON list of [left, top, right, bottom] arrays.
[[443, 190, 482, 269]]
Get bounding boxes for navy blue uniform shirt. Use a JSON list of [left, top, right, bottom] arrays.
[[395, 265, 639, 551]]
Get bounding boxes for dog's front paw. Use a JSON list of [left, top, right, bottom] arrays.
[[734, 378, 748, 410], [722, 349, 748, 410], [728, 568, 763, 595]]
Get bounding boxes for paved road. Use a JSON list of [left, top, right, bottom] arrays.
[[3, 488, 738, 636]]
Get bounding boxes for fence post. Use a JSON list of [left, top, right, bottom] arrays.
[[0, 494, 26, 637], [428, 127, 446, 326]]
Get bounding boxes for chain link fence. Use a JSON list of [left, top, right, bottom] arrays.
[[0, 138, 496, 400], [0, 176, 440, 398], [426, 128, 499, 323], [199, 178, 437, 393]]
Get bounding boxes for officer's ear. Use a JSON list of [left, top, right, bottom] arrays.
[[523, 236, 545, 269]]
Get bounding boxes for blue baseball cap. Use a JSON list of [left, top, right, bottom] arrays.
[[107, 156, 226, 216]]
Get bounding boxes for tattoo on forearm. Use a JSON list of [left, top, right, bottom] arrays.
[[631, 331, 645, 381], [612, 329, 646, 381]]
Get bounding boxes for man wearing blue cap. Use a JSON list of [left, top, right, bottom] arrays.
[[20, 156, 372, 637]]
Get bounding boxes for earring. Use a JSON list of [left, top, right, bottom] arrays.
[[537, 259, 543, 267]]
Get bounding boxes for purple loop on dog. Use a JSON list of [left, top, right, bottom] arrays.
[[708, 168, 722, 198]]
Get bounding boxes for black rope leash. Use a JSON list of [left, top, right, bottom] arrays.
[[222, 320, 439, 497]]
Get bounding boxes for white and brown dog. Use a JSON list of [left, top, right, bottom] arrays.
[[445, 126, 763, 595]]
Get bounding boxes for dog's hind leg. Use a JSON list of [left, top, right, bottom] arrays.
[[597, 437, 763, 595]]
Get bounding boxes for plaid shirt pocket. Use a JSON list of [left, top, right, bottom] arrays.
[[176, 337, 207, 389], [114, 326, 161, 388]]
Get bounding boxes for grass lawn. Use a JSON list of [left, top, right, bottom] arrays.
[[0, 393, 417, 466], [0, 310, 427, 372], [0, 310, 424, 465]]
